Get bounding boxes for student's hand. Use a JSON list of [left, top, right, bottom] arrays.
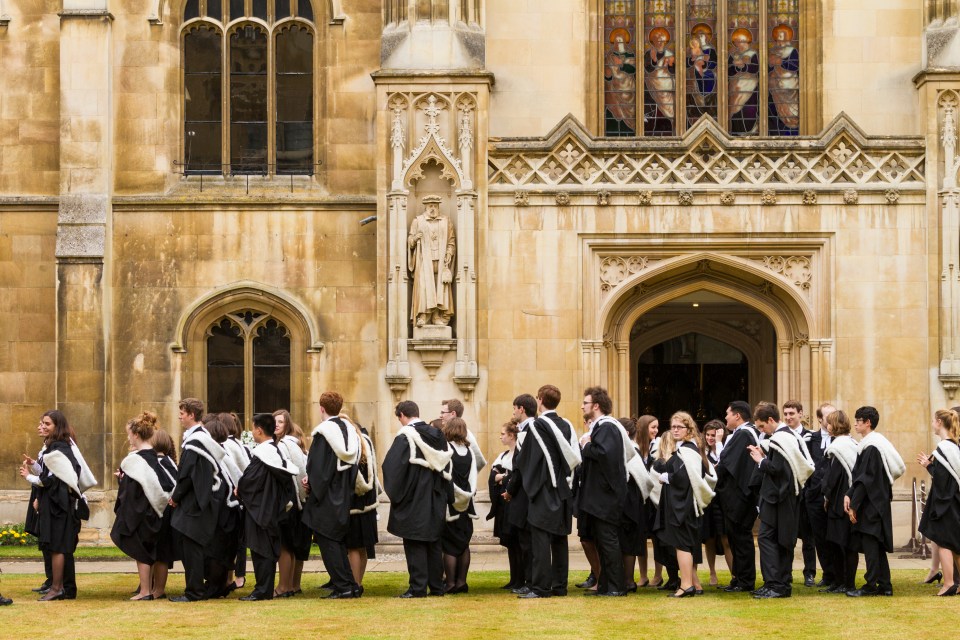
[[847, 508, 857, 525], [22, 453, 35, 467], [168, 498, 177, 508], [503, 491, 511, 502], [495, 473, 505, 483], [843, 495, 851, 514], [33, 499, 39, 512], [18, 464, 29, 479], [747, 445, 764, 463], [917, 452, 931, 467]]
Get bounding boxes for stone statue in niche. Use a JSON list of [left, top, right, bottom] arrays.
[[408, 194, 456, 328]]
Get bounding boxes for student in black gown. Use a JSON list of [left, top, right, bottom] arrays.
[[441, 417, 478, 594], [237, 413, 298, 601], [619, 417, 646, 593], [170, 398, 227, 602], [112, 411, 176, 601], [488, 419, 521, 589], [749, 401, 815, 599], [650, 430, 680, 591], [844, 406, 904, 597], [34, 410, 83, 602], [273, 409, 311, 597], [715, 400, 761, 593], [199, 414, 243, 600], [655, 411, 714, 598], [917, 408, 960, 596], [150, 428, 179, 599], [343, 413, 380, 591], [634, 415, 660, 587], [302, 391, 361, 599], [21, 412, 52, 596], [700, 419, 729, 588], [220, 412, 251, 594], [577, 386, 630, 596], [821, 410, 859, 594], [504, 395, 536, 595], [382, 400, 453, 598]]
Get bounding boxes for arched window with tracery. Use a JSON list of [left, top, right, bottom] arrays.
[[182, 0, 316, 175], [602, 0, 803, 137], [206, 311, 291, 425]]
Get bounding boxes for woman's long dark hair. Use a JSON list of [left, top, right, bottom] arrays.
[[43, 409, 74, 445]]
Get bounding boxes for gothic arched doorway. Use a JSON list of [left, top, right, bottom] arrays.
[[629, 291, 777, 423]]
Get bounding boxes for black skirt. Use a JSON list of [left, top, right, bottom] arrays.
[[441, 512, 473, 556], [155, 507, 178, 566], [699, 500, 725, 542], [281, 508, 313, 561], [346, 509, 378, 557]]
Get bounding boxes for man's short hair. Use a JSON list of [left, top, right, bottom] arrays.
[[319, 391, 344, 416], [513, 394, 537, 418], [583, 386, 613, 415], [252, 413, 276, 434], [816, 402, 836, 420], [728, 400, 751, 423], [179, 398, 204, 421], [753, 401, 780, 424], [443, 399, 464, 418], [395, 400, 420, 419], [782, 400, 803, 414], [854, 406, 880, 430], [537, 385, 561, 410]]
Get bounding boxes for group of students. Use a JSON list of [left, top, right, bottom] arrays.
[[11, 387, 960, 602]]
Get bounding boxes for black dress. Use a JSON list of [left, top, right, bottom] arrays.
[[441, 444, 475, 557], [823, 452, 853, 548], [487, 451, 517, 546], [654, 441, 703, 562], [36, 440, 82, 555], [619, 445, 647, 556], [699, 450, 725, 545], [155, 455, 179, 566], [346, 431, 379, 558], [111, 449, 175, 565], [919, 440, 960, 553]]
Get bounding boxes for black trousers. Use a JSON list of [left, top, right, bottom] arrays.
[[250, 550, 277, 599], [860, 533, 891, 591], [757, 520, 792, 595], [724, 514, 757, 590], [402, 538, 443, 595], [593, 518, 624, 594], [806, 500, 834, 584], [517, 527, 533, 587], [825, 540, 858, 590], [317, 533, 357, 594], [178, 535, 207, 600], [529, 524, 569, 595], [797, 506, 816, 578], [235, 522, 247, 578]]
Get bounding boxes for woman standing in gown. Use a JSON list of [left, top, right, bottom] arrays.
[[488, 418, 521, 589], [918, 409, 960, 596], [274, 409, 310, 597], [150, 429, 178, 599], [619, 417, 647, 592], [34, 410, 83, 601], [112, 412, 175, 600], [343, 413, 380, 592], [441, 417, 477, 594], [700, 419, 729, 587], [822, 409, 859, 594], [220, 412, 251, 593]]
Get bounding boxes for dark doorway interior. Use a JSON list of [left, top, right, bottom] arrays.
[[636, 332, 748, 430]]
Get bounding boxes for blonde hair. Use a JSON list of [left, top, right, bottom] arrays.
[[657, 431, 676, 462], [670, 411, 709, 470], [936, 409, 960, 442]]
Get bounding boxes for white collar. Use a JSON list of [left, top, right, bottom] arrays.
[[518, 417, 535, 431], [789, 425, 803, 437]]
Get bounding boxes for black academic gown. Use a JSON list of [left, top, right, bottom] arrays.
[[510, 417, 572, 537], [36, 440, 82, 555], [111, 449, 175, 565], [846, 445, 894, 552], [823, 455, 853, 547], [754, 429, 801, 549], [654, 441, 703, 556], [918, 441, 960, 553], [442, 444, 476, 556], [382, 421, 452, 542], [486, 451, 517, 545], [302, 417, 358, 542], [577, 418, 626, 524], [237, 447, 297, 560], [171, 443, 223, 546], [155, 455, 179, 566], [715, 425, 761, 527]]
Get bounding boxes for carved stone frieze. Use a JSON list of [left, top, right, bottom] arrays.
[[488, 114, 924, 193], [514, 190, 529, 206], [555, 192, 570, 206], [885, 188, 900, 204], [801, 189, 817, 205], [842, 188, 859, 204], [638, 190, 653, 206], [719, 191, 735, 205], [599, 255, 658, 295], [597, 190, 610, 206], [760, 189, 777, 205], [677, 190, 693, 206], [751, 255, 812, 295]]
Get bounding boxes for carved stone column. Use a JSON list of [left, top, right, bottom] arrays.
[[938, 92, 960, 398], [453, 191, 479, 398], [56, 1, 114, 487], [614, 341, 630, 414], [777, 340, 792, 403]]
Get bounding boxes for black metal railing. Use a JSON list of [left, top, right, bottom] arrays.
[[898, 477, 931, 559]]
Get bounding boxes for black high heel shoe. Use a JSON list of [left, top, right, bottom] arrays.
[[38, 589, 65, 602], [924, 571, 943, 585], [668, 586, 696, 598], [936, 583, 959, 597]]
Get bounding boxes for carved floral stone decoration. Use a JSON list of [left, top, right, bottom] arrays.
[[801, 189, 817, 205], [884, 188, 900, 204], [597, 190, 610, 206], [760, 189, 777, 205], [599, 256, 657, 295], [678, 190, 693, 206], [514, 191, 529, 206], [638, 190, 653, 206], [719, 191, 735, 205], [752, 255, 813, 295], [555, 192, 571, 206], [843, 188, 859, 204]]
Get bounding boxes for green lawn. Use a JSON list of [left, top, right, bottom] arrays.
[[0, 570, 949, 639]]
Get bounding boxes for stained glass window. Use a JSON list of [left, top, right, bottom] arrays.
[[181, 0, 316, 176], [603, 0, 802, 136]]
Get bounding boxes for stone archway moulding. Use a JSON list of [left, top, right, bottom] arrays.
[[581, 234, 834, 415], [149, 0, 346, 24]]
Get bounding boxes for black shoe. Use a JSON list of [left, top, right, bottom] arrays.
[[501, 582, 518, 590], [668, 587, 697, 598], [169, 595, 198, 602], [924, 571, 943, 585], [551, 588, 568, 597], [575, 574, 596, 589], [518, 591, 549, 599], [427, 591, 444, 597], [38, 589, 65, 602], [323, 590, 359, 599], [130, 594, 154, 601], [723, 585, 747, 593], [657, 580, 680, 591], [445, 584, 469, 595], [32, 584, 51, 593], [804, 576, 816, 587], [582, 589, 600, 596], [846, 587, 880, 597], [320, 579, 334, 590], [512, 586, 531, 595], [0, 595, 12, 606], [625, 584, 638, 593], [936, 584, 959, 597], [695, 588, 704, 595], [815, 578, 828, 587], [598, 591, 628, 597], [818, 585, 839, 593], [751, 586, 771, 597], [396, 590, 426, 599], [239, 594, 270, 601], [754, 590, 789, 599], [273, 590, 295, 598]]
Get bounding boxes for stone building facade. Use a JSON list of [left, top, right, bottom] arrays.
[[0, 0, 953, 537]]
